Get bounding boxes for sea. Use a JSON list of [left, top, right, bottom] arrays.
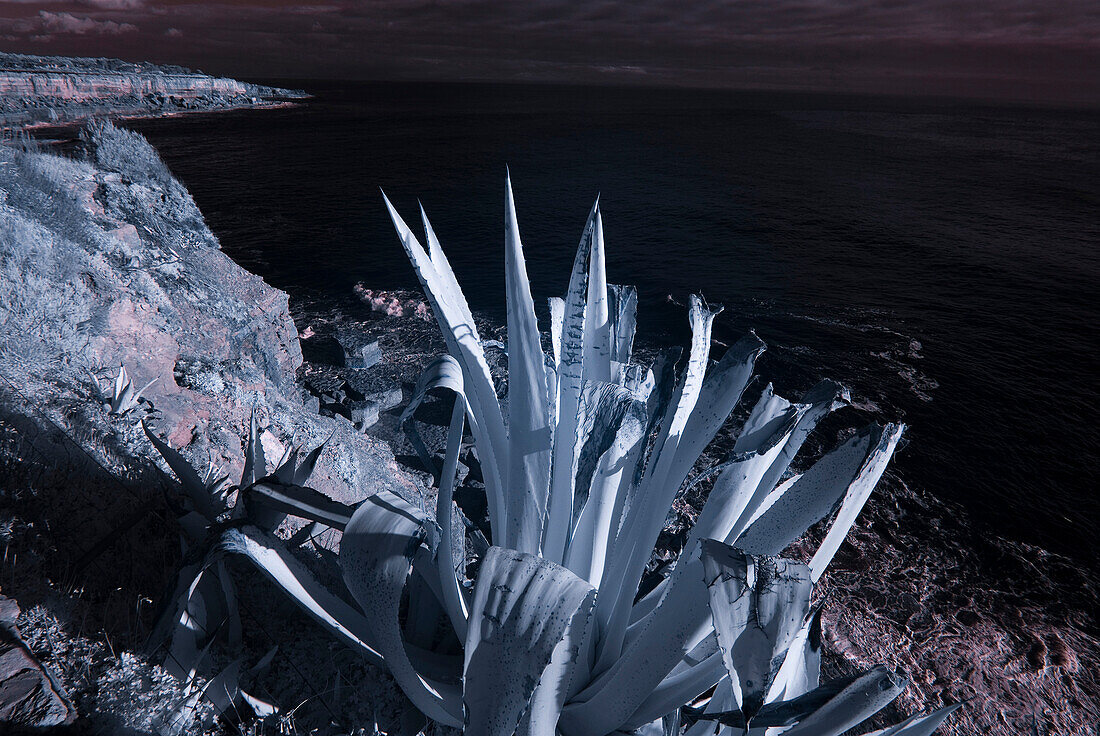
[[117, 81, 1098, 563]]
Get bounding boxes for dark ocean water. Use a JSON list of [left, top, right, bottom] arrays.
[[120, 82, 1098, 562]]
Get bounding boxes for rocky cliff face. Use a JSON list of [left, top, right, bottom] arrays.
[[0, 52, 305, 129], [0, 121, 418, 510]]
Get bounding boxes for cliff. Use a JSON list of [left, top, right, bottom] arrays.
[[0, 51, 306, 129]]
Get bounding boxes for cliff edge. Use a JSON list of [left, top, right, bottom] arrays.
[[0, 51, 307, 130]]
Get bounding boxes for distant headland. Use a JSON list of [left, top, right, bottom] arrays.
[[0, 51, 307, 130]]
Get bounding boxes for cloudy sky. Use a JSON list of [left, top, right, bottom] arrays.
[[1, 0, 1097, 105]]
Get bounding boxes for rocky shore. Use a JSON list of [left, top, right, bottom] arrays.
[[0, 52, 306, 130], [0, 118, 1097, 734]]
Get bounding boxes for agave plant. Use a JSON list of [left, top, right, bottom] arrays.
[[333, 178, 957, 734], [90, 363, 158, 415], [142, 412, 338, 721], [139, 179, 956, 735]]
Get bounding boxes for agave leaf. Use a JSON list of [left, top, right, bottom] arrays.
[[86, 367, 105, 403], [273, 445, 300, 484], [200, 657, 243, 718], [246, 478, 354, 530], [684, 667, 886, 729], [563, 383, 648, 586], [749, 379, 849, 512], [132, 377, 159, 407], [216, 526, 386, 668], [402, 355, 467, 483], [341, 491, 463, 727], [765, 665, 907, 736], [561, 544, 714, 736], [808, 423, 905, 581], [163, 571, 212, 682], [240, 410, 266, 489], [114, 363, 128, 404], [684, 402, 802, 554], [143, 419, 220, 522], [400, 354, 473, 639], [517, 603, 597, 736], [548, 296, 566, 368], [240, 690, 278, 719], [607, 284, 638, 372], [622, 383, 802, 645], [437, 398, 471, 640], [503, 174, 553, 554], [216, 560, 242, 650], [112, 379, 135, 414], [405, 566, 446, 649], [766, 603, 824, 703], [595, 295, 719, 671], [664, 332, 767, 499], [202, 463, 230, 498], [582, 210, 612, 383], [293, 438, 328, 485], [861, 703, 961, 736], [701, 541, 812, 723], [386, 194, 509, 539], [618, 634, 726, 731], [543, 198, 601, 565], [464, 546, 596, 735], [737, 424, 902, 563], [421, 203, 477, 329], [568, 382, 638, 530]]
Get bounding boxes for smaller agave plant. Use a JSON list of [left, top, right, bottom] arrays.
[[90, 363, 158, 415], [142, 412, 341, 725]]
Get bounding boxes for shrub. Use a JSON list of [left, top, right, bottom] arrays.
[[82, 119, 173, 185]]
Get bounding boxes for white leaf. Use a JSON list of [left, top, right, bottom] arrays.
[[862, 703, 961, 736], [595, 296, 719, 673], [385, 194, 509, 540], [341, 491, 463, 727], [582, 210, 612, 383], [737, 423, 902, 564], [464, 546, 596, 735], [504, 174, 553, 554], [543, 198, 601, 565], [701, 542, 811, 722]]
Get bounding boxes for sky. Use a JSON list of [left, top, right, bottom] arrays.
[[1, 0, 1098, 105]]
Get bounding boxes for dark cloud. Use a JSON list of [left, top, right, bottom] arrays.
[[0, 0, 1096, 104]]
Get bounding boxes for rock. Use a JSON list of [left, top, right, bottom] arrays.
[[351, 401, 380, 430], [344, 370, 405, 411], [0, 599, 17, 628], [347, 340, 383, 370], [0, 597, 76, 729]]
